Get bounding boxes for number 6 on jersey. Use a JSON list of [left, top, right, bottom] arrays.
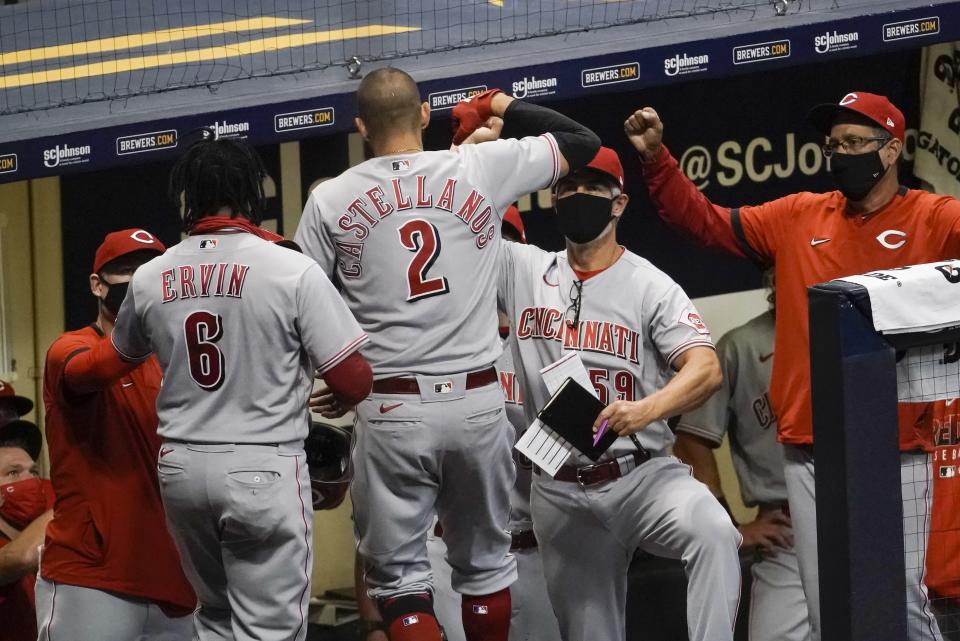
[[398, 218, 450, 302], [184, 311, 225, 391]]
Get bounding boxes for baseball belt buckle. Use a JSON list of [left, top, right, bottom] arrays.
[[576, 464, 600, 487]]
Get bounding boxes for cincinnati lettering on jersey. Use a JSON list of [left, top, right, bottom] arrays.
[[516, 307, 641, 365], [160, 263, 250, 303], [337, 176, 497, 250]]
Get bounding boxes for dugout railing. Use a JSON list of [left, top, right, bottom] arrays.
[[809, 270, 960, 641]]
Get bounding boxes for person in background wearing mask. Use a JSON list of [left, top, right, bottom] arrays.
[[0, 416, 55, 641], [628, 92, 960, 641], [494, 146, 740, 641], [39, 229, 196, 641]]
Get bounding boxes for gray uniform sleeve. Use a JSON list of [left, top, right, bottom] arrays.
[[675, 335, 735, 446], [297, 263, 368, 373], [647, 278, 715, 369], [466, 135, 561, 211], [294, 192, 337, 278], [498, 242, 518, 316], [111, 277, 152, 362]]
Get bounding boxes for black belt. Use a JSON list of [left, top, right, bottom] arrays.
[[372, 367, 498, 395], [535, 450, 650, 487]]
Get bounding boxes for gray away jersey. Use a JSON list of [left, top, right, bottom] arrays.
[[112, 232, 368, 444], [295, 135, 560, 376], [499, 242, 714, 464], [676, 310, 786, 506]]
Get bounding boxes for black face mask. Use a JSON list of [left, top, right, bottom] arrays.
[[101, 281, 129, 317], [556, 193, 614, 244], [830, 150, 888, 201]]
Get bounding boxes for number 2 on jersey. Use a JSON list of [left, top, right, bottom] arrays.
[[398, 219, 450, 302], [184, 311, 225, 391]]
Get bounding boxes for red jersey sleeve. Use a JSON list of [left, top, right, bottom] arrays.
[[640, 145, 745, 257], [45, 331, 137, 398], [63, 337, 139, 395], [641, 145, 796, 264], [45, 332, 96, 402]]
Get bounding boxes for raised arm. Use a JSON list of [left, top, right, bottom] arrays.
[[452, 90, 600, 178], [625, 107, 752, 259]]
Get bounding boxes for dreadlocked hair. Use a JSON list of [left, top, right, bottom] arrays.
[[169, 137, 268, 232]]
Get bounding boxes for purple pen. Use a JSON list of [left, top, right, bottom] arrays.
[[592, 418, 610, 447]]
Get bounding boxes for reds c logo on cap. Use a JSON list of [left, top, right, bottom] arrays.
[[839, 92, 859, 105], [130, 230, 157, 244]]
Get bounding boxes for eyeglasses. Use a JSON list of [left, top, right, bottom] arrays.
[[564, 280, 583, 329], [821, 135, 891, 158]]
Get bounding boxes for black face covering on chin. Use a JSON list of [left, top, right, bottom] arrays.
[[830, 149, 888, 201], [101, 281, 129, 317], [556, 193, 614, 244]]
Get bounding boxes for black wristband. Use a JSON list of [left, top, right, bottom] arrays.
[[502, 100, 600, 172]]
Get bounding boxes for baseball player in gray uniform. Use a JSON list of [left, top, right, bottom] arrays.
[[295, 68, 599, 641], [675, 306, 812, 641], [99, 137, 373, 641], [429, 336, 561, 641], [429, 204, 562, 641], [496, 146, 742, 641]]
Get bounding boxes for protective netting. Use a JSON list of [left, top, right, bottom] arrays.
[[0, 0, 851, 115], [898, 343, 960, 638]]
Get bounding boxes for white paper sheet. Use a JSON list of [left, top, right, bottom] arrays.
[[514, 418, 573, 477], [539, 352, 597, 397], [513, 353, 597, 476]]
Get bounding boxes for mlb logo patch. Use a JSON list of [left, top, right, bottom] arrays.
[[680, 311, 710, 335], [473, 605, 489, 615], [940, 466, 956, 479], [199, 239, 218, 249], [402, 615, 419, 626], [435, 381, 454, 394], [392, 159, 411, 171]]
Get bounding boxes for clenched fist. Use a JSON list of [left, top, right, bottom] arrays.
[[624, 107, 664, 162]]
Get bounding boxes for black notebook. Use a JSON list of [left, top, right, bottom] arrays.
[[536, 377, 618, 462]]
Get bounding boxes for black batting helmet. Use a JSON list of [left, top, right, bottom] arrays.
[[304, 421, 352, 510]]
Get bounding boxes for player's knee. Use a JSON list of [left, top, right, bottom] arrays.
[[685, 494, 741, 550], [461, 587, 511, 641], [379, 592, 444, 641]]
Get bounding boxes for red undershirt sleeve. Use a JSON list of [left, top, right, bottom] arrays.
[[323, 351, 373, 407]]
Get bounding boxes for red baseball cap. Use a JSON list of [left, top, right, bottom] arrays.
[[502, 205, 527, 243], [581, 146, 625, 190], [93, 229, 166, 273], [0, 379, 33, 417], [807, 92, 905, 141]]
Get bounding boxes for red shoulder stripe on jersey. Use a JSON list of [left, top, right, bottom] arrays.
[[541, 133, 560, 187], [315, 334, 370, 375], [666, 339, 715, 368]]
